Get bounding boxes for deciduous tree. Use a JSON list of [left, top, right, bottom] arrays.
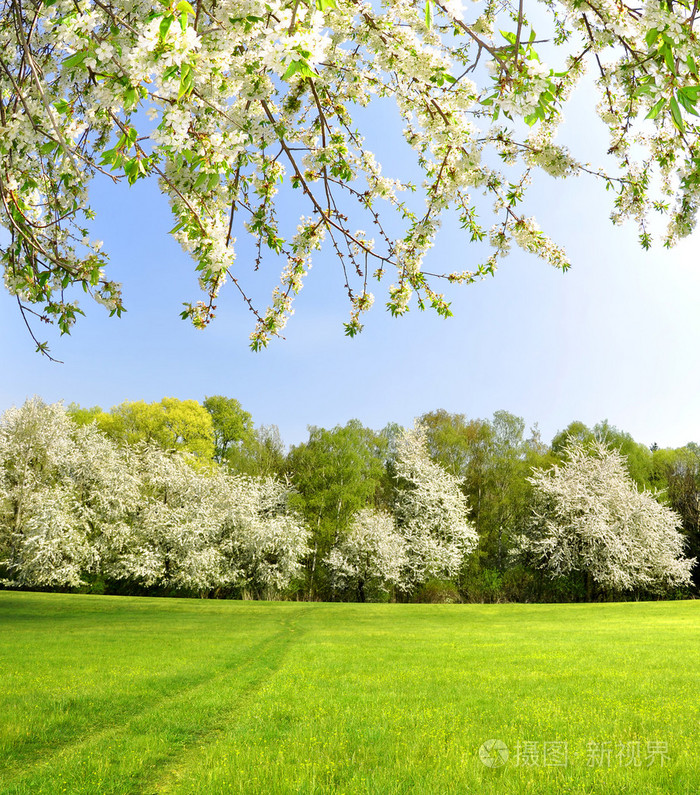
[[287, 420, 389, 594], [96, 398, 216, 459], [325, 508, 406, 601], [203, 395, 254, 464], [393, 424, 478, 589], [0, 398, 136, 587], [520, 440, 695, 596]]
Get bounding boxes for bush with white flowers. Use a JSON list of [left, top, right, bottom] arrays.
[[520, 440, 695, 593]]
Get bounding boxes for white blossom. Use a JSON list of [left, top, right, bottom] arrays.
[[393, 424, 478, 589], [326, 508, 407, 599], [519, 440, 696, 592]]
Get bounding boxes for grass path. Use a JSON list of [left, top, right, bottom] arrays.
[[1, 593, 699, 794]]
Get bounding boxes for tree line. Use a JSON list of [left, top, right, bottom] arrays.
[[0, 396, 697, 602]]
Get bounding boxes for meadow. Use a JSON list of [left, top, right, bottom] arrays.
[[0, 592, 698, 794]]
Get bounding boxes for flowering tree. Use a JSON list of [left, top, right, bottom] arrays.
[[106, 444, 229, 591], [103, 443, 309, 595], [0, 398, 135, 587], [520, 440, 696, 594], [4, 0, 700, 353], [218, 475, 310, 597], [0, 399, 84, 585], [393, 424, 478, 588], [0, 398, 309, 595], [325, 507, 407, 600]]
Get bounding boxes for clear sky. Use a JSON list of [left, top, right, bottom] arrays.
[[3, 86, 700, 451]]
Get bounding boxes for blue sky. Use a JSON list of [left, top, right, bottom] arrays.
[[3, 89, 700, 450]]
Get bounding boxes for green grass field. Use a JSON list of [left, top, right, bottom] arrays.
[[0, 593, 698, 794]]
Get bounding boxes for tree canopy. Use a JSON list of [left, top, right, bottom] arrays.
[[520, 440, 695, 595], [203, 395, 254, 463], [69, 397, 216, 459], [3, 0, 700, 353]]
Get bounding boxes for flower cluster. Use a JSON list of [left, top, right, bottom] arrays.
[[3, 0, 700, 351]]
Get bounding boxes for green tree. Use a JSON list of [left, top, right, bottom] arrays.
[[656, 445, 700, 590], [66, 403, 105, 427], [286, 420, 389, 597], [244, 425, 287, 479], [551, 421, 596, 456], [96, 398, 215, 460], [203, 395, 254, 464], [419, 409, 551, 574]]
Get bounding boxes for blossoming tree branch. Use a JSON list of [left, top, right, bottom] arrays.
[[1, 0, 698, 354]]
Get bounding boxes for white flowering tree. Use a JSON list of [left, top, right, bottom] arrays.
[[325, 507, 407, 600], [0, 399, 84, 585], [114, 447, 309, 596], [520, 440, 696, 595], [0, 398, 135, 587], [4, 0, 700, 354], [10, 484, 97, 587], [218, 475, 310, 598], [106, 444, 229, 592], [69, 421, 141, 566], [0, 398, 309, 595], [393, 424, 478, 589]]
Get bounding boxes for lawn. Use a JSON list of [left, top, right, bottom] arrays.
[[0, 592, 698, 794]]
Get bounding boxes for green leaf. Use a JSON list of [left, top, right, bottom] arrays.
[[679, 85, 700, 102], [676, 88, 699, 116], [178, 63, 194, 98], [62, 51, 87, 69], [163, 65, 179, 81], [645, 28, 658, 47], [669, 96, 684, 131], [124, 86, 139, 109], [633, 83, 654, 98], [99, 147, 118, 166], [660, 44, 675, 74], [425, 0, 433, 29], [175, 0, 195, 13], [159, 14, 174, 41], [645, 98, 666, 120], [282, 59, 316, 81]]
